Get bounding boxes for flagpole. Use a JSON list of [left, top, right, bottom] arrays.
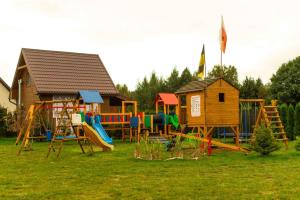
[[204, 45, 207, 139], [221, 48, 223, 78]]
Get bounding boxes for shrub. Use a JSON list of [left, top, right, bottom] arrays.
[[294, 103, 300, 136], [287, 104, 295, 140], [295, 140, 300, 151], [0, 106, 8, 136], [251, 124, 280, 156], [279, 103, 288, 128]]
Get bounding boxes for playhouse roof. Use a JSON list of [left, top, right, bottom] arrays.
[[156, 93, 178, 105], [79, 90, 104, 103], [11, 48, 118, 95], [176, 78, 239, 94], [175, 78, 217, 94]]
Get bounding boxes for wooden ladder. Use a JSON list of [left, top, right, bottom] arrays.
[[261, 104, 288, 147]]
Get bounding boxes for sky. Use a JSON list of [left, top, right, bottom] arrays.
[[0, 0, 300, 90]]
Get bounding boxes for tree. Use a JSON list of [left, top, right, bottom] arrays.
[[207, 65, 239, 88], [116, 84, 132, 99], [166, 68, 181, 93], [240, 77, 268, 99], [270, 56, 300, 104], [256, 78, 268, 99], [279, 104, 288, 129], [179, 67, 193, 87], [240, 77, 257, 98], [251, 124, 280, 156], [294, 103, 300, 136], [286, 104, 295, 140], [135, 77, 151, 111]]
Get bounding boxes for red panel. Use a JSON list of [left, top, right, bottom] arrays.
[[157, 93, 178, 105]]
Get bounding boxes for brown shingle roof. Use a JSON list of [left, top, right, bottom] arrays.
[[21, 48, 118, 95], [175, 78, 217, 94]]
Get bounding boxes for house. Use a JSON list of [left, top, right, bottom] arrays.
[[175, 78, 240, 142], [10, 48, 121, 115], [0, 77, 16, 112]]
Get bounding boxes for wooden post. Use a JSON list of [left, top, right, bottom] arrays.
[[150, 115, 153, 133], [164, 104, 167, 135], [129, 112, 132, 142]]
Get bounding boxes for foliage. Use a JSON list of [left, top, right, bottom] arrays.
[[207, 65, 239, 88], [251, 124, 280, 156], [295, 103, 300, 136], [240, 77, 268, 99], [134, 138, 164, 160], [179, 67, 195, 87], [0, 105, 8, 136], [166, 68, 181, 93], [295, 140, 300, 151], [116, 84, 132, 99], [287, 104, 295, 140], [279, 103, 288, 128], [168, 136, 183, 159], [270, 56, 300, 104], [133, 67, 194, 112]]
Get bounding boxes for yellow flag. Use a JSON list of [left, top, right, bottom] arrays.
[[197, 45, 205, 79]]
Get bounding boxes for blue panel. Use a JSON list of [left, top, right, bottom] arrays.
[[79, 90, 104, 103]]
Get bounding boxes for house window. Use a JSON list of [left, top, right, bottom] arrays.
[[219, 93, 225, 102]]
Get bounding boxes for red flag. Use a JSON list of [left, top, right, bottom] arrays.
[[220, 16, 227, 53]]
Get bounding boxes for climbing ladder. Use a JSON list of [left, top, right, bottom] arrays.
[[46, 102, 93, 158], [256, 100, 288, 147]]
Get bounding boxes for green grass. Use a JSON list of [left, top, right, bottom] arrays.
[[1, 138, 300, 200]]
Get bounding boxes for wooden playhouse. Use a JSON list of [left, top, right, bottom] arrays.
[[175, 78, 240, 145]]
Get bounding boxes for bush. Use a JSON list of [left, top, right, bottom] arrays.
[[251, 124, 280, 156], [294, 103, 300, 136], [295, 140, 300, 151], [279, 103, 288, 128], [287, 104, 295, 140], [0, 106, 8, 136]]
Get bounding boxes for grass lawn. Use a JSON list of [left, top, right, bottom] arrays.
[[0, 137, 300, 200]]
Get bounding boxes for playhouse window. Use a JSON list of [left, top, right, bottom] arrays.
[[219, 93, 225, 102], [180, 95, 186, 106]]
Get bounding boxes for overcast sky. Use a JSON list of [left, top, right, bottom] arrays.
[[1, 0, 300, 90]]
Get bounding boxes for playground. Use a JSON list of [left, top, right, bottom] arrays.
[[1, 137, 300, 199]]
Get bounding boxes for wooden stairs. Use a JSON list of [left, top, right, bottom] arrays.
[[258, 102, 288, 147]]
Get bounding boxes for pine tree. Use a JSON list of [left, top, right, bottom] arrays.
[[287, 104, 295, 140], [279, 104, 288, 129], [251, 124, 280, 156], [294, 103, 300, 136]]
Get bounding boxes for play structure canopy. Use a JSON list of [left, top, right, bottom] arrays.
[[79, 90, 104, 103], [156, 93, 178, 105]]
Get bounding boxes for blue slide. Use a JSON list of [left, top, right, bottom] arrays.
[[91, 116, 113, 144]]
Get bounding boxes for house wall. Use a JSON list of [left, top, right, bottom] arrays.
[[205, 79, 239, 125], [185, 91, 205, 126], [101, 96, 119, 113], [19, 70, 40, 113], [0, 83, 15, 112], [179, 79, 239, 126]]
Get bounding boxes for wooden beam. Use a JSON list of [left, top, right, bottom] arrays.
[[169, 132, 249, 153], [239, 99, 265, 103], [17, 65, 27, 70]]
